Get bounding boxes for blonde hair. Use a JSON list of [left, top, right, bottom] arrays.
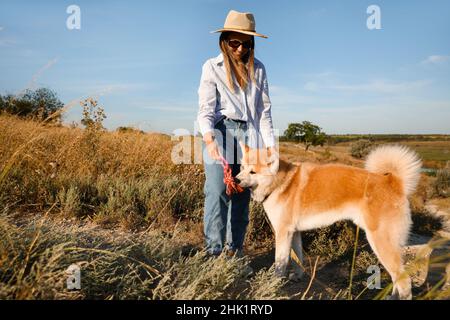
[[219, 32, 256, 93]]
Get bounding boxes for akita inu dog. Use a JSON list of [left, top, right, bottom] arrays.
[[236, 143, 422, 300]]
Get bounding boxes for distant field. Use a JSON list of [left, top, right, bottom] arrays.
[[325, 137, 450, 169], [401, 141, 450, 164], [327, 134, 450, 144], [281, 134, 450, 168]]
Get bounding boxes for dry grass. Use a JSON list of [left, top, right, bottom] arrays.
[[0, 114, 204, 230], [0, 211, 289, 299]]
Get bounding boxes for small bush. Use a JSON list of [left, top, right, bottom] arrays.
[[246, 265, 287, 300], [355, 250, 378, 273], [58, 186, 82, 217], [246, 202, 274, 248], [350, 139, 374, 159], [116, 127, 144, 134], [302, 221, 357, 262], [433, 167, 450, 197]]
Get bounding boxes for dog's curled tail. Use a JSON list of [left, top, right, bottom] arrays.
[[365, 145, 422, 196]]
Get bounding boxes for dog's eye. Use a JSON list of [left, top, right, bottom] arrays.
[[249, 170, 256, 174]]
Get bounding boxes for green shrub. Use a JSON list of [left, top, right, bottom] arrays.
[[433, 167, 450, 197], [350, 140, 374, 159], [302, 221, 357, 262], [58, 186, 82, 217], [246, 202, 274, 248]]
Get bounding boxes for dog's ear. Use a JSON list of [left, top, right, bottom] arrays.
[[238, 141, 250, 165], [239, 140, 250, 154]]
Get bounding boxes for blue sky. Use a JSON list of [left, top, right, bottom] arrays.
[[1, 0, 449, 135]]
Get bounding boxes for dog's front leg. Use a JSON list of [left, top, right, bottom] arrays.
[[289, 231, 304, 281], [274, 228, 294, 278]]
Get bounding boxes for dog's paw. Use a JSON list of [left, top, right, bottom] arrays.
[[288, 271, 304, 282], [274, 264, 288, 278]]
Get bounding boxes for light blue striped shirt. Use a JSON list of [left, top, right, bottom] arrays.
[[196, 53, 276, 148]]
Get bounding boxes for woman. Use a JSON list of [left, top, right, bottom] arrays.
[[197, 10, 276, 257]]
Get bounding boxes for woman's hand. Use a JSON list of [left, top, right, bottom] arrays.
[[206, 141, 222, 160], [203, 132, 222, 160]]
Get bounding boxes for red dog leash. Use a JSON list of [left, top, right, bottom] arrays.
[[219, 156, 244, 196]]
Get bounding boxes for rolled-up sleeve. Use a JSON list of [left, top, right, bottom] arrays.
[[197, 60, 217, 136], [258, 65, 276, 148]]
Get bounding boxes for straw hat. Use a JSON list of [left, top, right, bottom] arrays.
[[211, 10, 268, 39]]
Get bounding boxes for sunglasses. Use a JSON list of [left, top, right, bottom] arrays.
[[227, 39, 252, 50]]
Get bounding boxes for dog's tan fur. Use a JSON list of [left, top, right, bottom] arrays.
[[236, 144, 422, 299]]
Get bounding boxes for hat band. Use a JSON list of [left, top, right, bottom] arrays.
[[223, 25, 256, 32]]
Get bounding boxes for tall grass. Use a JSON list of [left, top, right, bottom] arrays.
[[0, 211, 288, 299], [0, 114, 204, 230]]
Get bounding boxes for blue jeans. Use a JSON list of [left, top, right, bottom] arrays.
[[202, 117, 251, 255]]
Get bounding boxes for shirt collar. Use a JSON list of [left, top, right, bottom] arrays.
[[214, 53, 224, 65]]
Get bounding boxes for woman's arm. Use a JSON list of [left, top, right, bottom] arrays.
[[259, 65, 276, 148], [197, 60, 217, 143], [197, 60, 221, 160]]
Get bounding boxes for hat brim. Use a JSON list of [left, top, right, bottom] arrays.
[[210, 28, 268, 39]]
